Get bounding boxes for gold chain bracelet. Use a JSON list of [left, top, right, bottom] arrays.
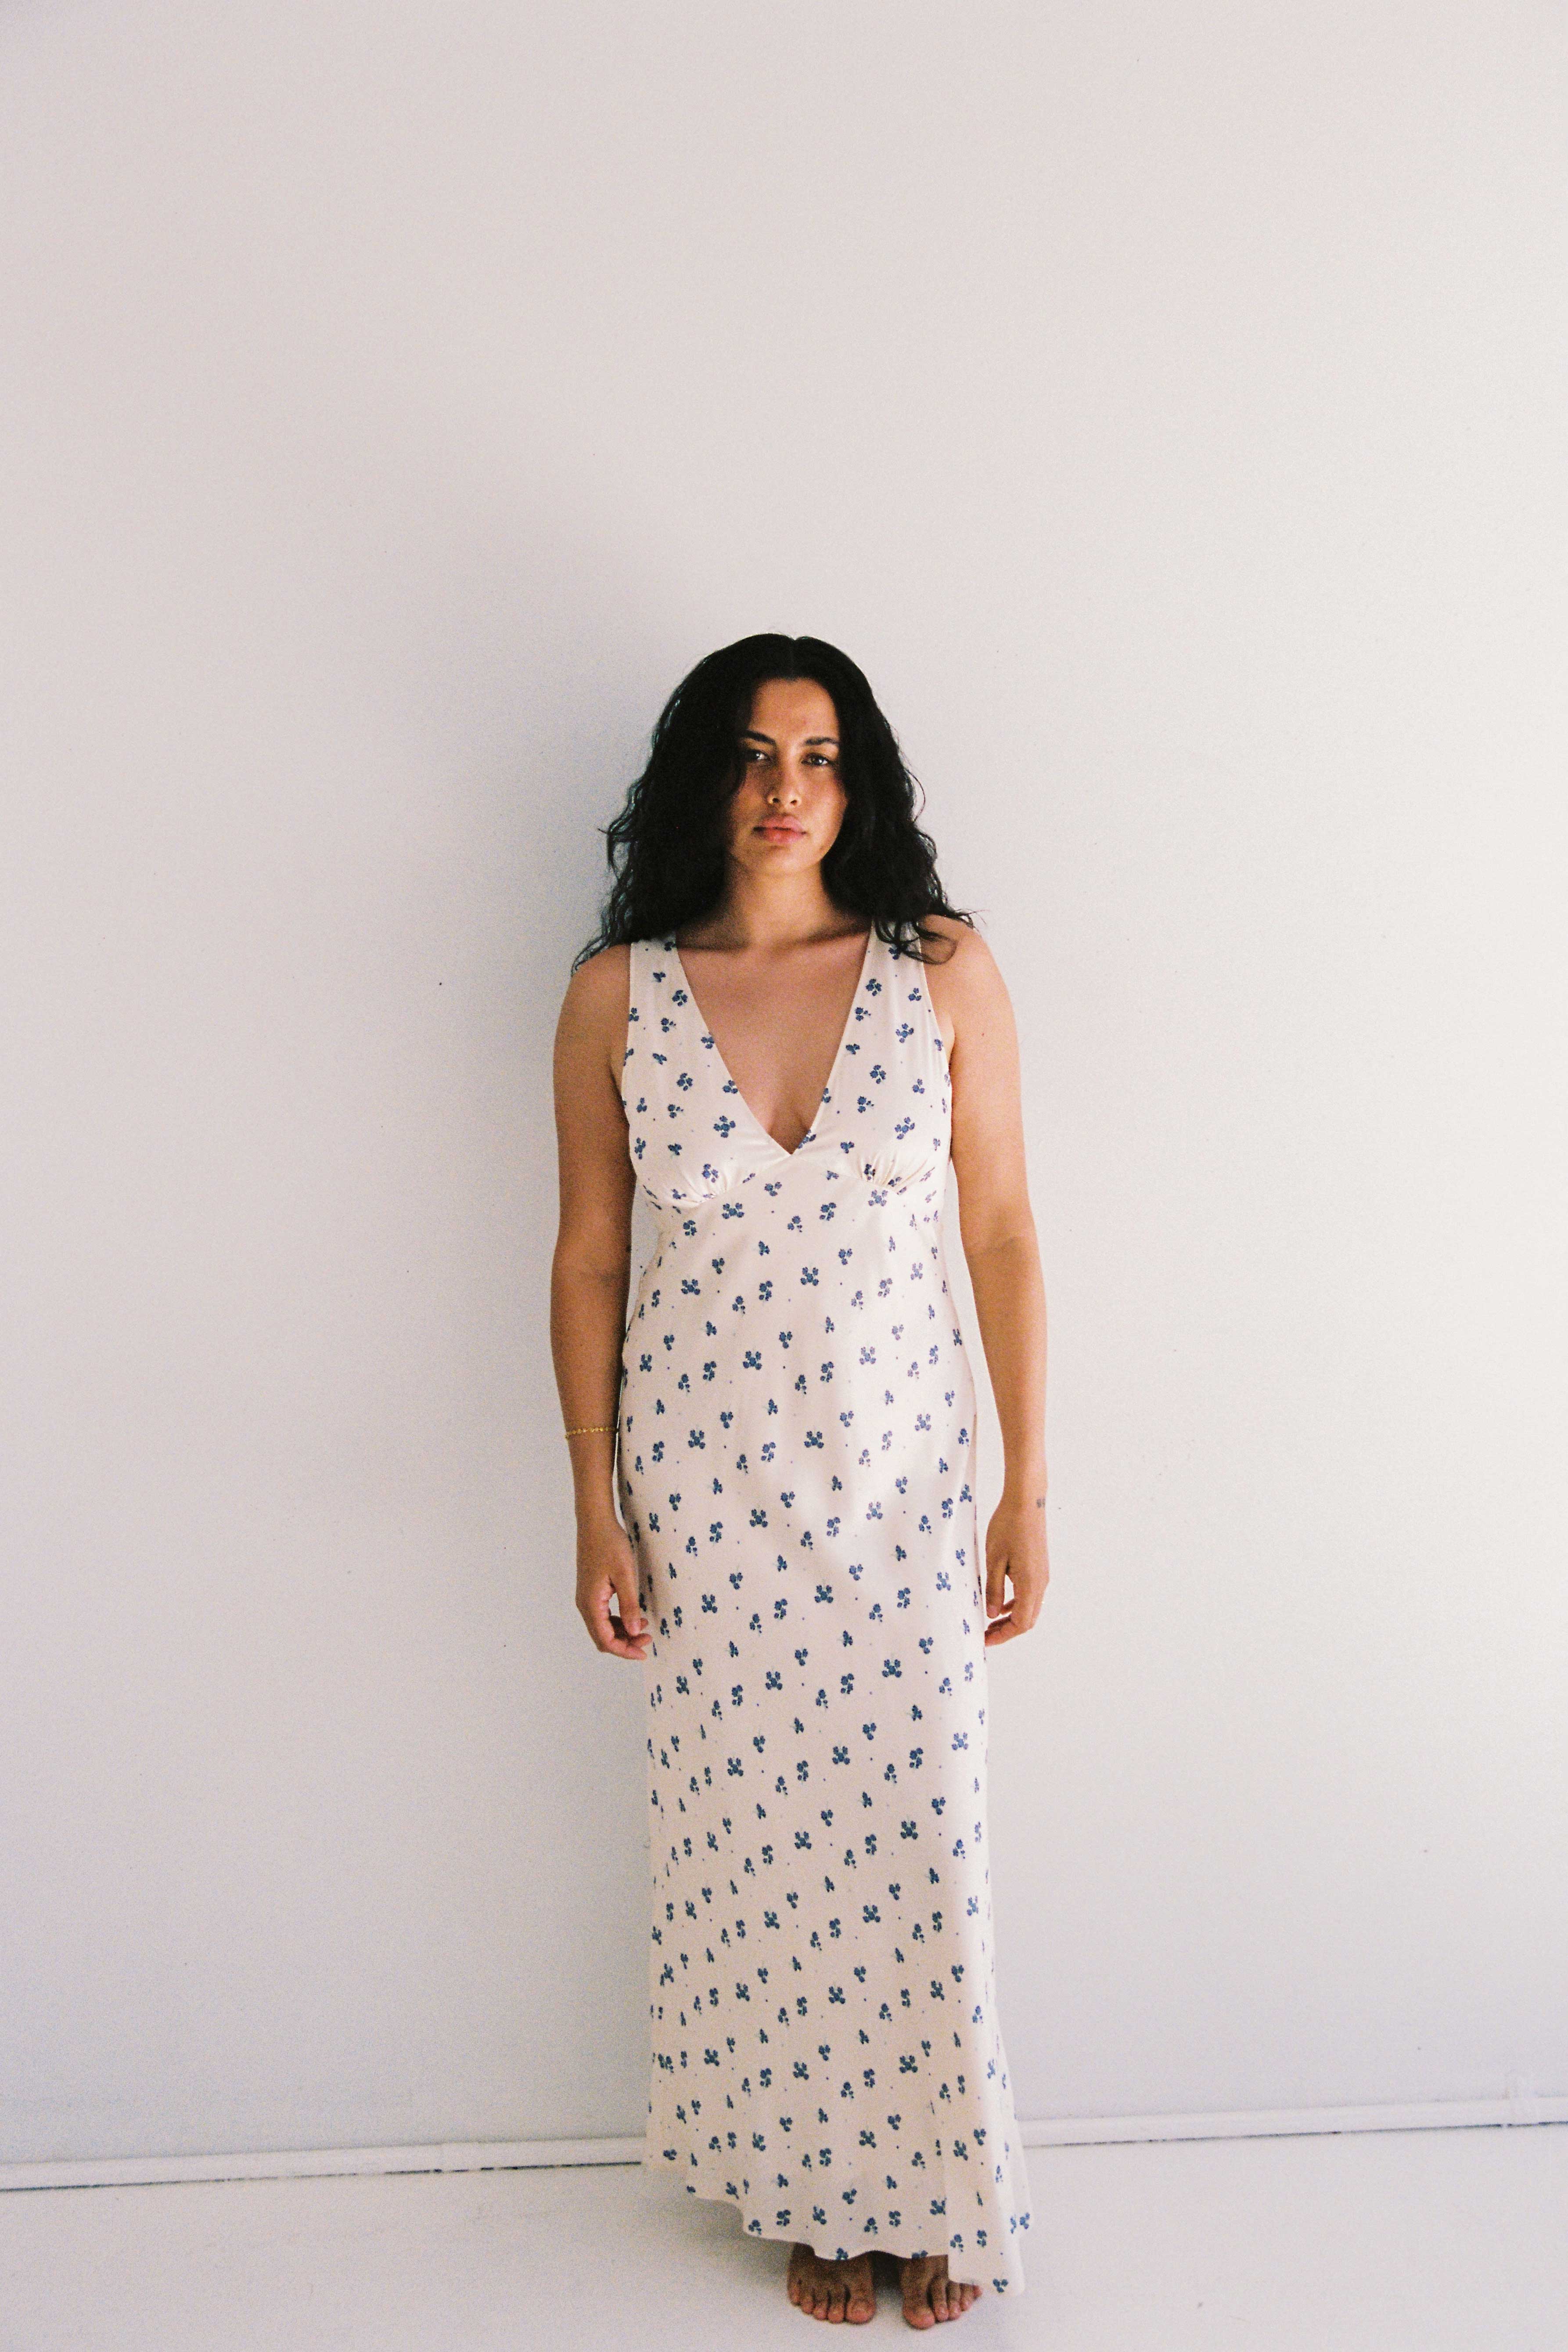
[[563, 1422, 617, 1438]]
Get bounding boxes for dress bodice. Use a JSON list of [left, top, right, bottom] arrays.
[[619, 927, 952, 1218]]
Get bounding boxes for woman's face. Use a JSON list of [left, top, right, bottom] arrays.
[[723, 676, 849, 879]]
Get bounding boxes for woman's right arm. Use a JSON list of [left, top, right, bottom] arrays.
[[550, 945, 649, 1661]]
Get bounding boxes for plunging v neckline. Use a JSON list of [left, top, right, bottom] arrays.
[[668, 928, 877, 1164]]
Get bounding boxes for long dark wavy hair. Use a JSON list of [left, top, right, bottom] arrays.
[[572, 633, 973, 970]]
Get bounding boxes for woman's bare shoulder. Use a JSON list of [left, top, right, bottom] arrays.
[[912, 912, 1011, 1053], [562, 939, 632, 1002], [556, 941, 632, 1073], [917, 912, 989, 962], [919, 913, 1005, 999]]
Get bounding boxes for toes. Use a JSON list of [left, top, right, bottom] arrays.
[[895, 2257, 987, 2327], [901, 2264, 938, 2330], [788, 2256, 873, 2325]]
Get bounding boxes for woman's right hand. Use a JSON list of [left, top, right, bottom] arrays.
[[576, 1513, 651, 1660]]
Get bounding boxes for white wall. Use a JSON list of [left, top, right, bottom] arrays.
[[1, 0, 1562, 2167]]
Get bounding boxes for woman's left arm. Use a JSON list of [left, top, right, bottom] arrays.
[[932, 920, 1049, 1647]]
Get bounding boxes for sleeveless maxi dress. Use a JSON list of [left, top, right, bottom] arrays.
[[615, 925, 1031, 2297]]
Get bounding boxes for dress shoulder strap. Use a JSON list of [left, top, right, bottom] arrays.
[[619, 935, 649, 1111]]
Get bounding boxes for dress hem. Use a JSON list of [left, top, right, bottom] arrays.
[[639, 2143, 1025, 2295]]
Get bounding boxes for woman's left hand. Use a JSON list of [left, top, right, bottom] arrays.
[[983, 1487, 1050, 1646]]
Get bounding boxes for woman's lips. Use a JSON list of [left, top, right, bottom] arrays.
[[757, 822, 804, 838]]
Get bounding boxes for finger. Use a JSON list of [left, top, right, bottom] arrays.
[[611, 1561, 646, 1638], [603, 1588, 651, 1658], [1011, 1571, 1048, 1628], [581, 1585, 649, 1659], [600, 1619, 651, 1661], [579, 1587, 615, 1652], [605, 1582, 651, 1658]]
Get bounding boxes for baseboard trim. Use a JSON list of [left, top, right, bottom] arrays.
[[0, 2136, 649, 2193], [1019, 2090, 1568, 2146], [5, 2095, 1564, 2193]]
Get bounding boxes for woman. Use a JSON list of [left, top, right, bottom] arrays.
[[550, 634, 1048, 2329]]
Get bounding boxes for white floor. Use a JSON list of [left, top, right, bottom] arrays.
[[2, 2126, 1564, 2351]]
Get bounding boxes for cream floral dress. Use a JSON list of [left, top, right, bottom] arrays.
[[616, 923, 1030, 2295]]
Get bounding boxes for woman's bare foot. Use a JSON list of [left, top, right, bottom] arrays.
[[899, 2252, 983, 2327], [787, 2242, 877, 2323]]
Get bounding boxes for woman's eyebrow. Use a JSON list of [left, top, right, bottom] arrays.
[[738, 728, 840, 747]]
